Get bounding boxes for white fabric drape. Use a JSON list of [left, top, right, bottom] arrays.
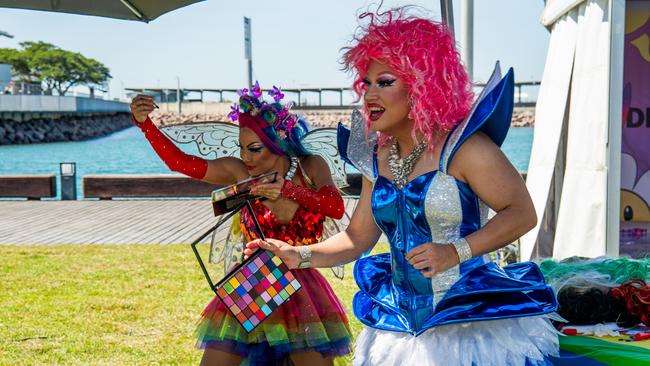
[[541, 0, 587, 26], [520, 9, 579, 260], [553, 0, 611, 259], [522, 0, 613, 260]]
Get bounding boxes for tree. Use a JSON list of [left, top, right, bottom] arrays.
[[0, 48, 31, 81], [0, 41, 111, 96]]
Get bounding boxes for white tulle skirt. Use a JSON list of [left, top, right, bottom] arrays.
[[352, 315, 559, 366]]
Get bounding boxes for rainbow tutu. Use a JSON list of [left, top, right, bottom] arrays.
[[196, 267, 352, 364]]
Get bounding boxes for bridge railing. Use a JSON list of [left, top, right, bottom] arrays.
[[126, 81, 540, 108]]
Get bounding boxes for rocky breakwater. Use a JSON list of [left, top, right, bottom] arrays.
[[152, 109, 354, 128], [0, 113, 132, 145], [511, 107, 535, 127], [151, 107, 535, 128]]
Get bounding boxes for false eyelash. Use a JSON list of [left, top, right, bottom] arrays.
[[378, 79, 396, 87]]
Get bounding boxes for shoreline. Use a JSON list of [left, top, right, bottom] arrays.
[[151, 106, 536, 129]]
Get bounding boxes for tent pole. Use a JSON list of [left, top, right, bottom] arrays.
[[606, 0, 625, 257], [440, 0, 455, 38]]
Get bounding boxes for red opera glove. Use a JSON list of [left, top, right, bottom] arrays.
[[281, 181, 344, 219], [134, 116, 208, 180]]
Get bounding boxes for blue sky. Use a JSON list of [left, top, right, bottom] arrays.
[[0, 0, 549, 101]]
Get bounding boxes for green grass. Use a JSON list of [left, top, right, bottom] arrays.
[[0, 243, 388, 365]]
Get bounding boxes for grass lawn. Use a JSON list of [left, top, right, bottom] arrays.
[[0, 243, 388, 365]]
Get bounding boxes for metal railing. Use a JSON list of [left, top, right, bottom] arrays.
[[0, 94, 129, 113], [126, 81, 541, 108]]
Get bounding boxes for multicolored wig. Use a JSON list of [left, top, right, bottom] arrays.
[[228, 82, 311, 157], [342, 6, 474, 147]]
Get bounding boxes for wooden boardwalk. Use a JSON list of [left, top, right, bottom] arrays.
[[0, 199, 217, 245], [0, 199, 359, 245]]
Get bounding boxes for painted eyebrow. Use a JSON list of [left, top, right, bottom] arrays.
[[377, 73, 397, 79]]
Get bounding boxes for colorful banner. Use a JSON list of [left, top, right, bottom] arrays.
[[621, 1, 650, 256]]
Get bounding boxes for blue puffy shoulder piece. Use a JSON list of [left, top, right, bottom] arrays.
[[440, 63, 515, 173], [336, 122, 353, 166]]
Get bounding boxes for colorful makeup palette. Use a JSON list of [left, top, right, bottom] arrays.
[[215, 249, 302, 332]]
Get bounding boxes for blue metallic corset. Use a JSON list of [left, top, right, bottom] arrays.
[[372, 173, 438, 332]]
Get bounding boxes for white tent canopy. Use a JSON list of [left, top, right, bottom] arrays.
[[521, 0, 624, 260]]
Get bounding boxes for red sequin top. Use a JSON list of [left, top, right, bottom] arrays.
[[239, 202, 325, 246]]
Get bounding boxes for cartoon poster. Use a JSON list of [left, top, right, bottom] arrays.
[[620, 0, 650, 255]]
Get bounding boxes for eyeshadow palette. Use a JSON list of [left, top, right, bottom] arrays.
[[215, 249, 302, 332], [211, 172, 277, 216]]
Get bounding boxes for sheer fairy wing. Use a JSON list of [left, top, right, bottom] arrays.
[[302, 127, 362, 278], [161, 121, 241, 159], [323, 216, 346, 280], [209, 212, 245, 276], [338, 110, 378, 182], [330, 264, 345, 280], [301, 128, 349, 188], [321, 199, 358, 279]]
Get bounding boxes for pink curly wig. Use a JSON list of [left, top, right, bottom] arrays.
[[343, 6, 474, 148]]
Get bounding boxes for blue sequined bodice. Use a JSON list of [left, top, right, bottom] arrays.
[[373, 172, 488, 290]]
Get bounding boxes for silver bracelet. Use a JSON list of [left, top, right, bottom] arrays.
[[452, 238, 473, 263], [297, 245, 312, 269]]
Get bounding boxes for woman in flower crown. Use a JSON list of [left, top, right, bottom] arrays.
[[245, 7, 559, 366], [130, 83, 352, 366]]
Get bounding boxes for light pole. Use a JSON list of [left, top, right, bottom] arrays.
[[461, 0, 474, 79], [176, 76, 181, 114], [244, 17, 253, 89], [439, 0, 455, 38]]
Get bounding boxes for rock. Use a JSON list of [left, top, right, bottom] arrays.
[[150, 108, 537, 129], [0, 112, 132, 145]]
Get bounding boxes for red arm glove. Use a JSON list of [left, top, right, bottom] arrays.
[[281, 181, 344, 219], [134, 116, 208, 180]]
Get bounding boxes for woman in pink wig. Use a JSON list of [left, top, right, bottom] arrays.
[[247, 7, 559, 366]]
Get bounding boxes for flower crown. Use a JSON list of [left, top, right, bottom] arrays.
[[227, 81, 297, 140]]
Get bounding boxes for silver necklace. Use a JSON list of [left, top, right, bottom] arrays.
[[284, 157, 299, 181], [388, 139, 427, 189]]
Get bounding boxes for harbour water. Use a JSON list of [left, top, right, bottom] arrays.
[[0, 126, 534, 198]]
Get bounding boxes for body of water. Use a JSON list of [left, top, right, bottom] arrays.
[[0, 126, 533, 198]]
